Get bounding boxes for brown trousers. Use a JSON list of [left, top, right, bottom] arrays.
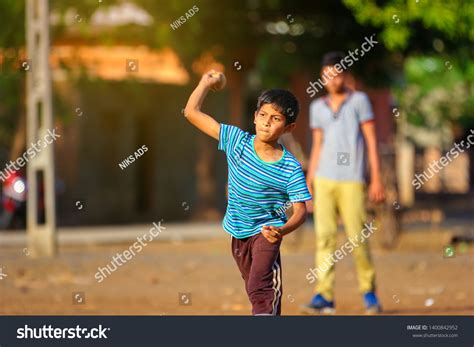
[[231, 233, 282, 315]]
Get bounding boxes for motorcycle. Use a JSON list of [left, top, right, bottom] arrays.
[[0, 171, 28, 229]]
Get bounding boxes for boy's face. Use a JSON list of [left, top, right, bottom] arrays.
[[253, 103, 295, 142], [321, 65, 346, 94]]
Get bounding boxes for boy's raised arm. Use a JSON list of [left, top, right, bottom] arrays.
[[184, 70, 222, 141]]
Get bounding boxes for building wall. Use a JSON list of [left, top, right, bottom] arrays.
[[55, 81, 229, 226]]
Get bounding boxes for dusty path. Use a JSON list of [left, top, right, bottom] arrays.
[[0, 227, 472, 315]]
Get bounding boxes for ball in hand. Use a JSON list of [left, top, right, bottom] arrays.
[[209, 72, 226, 91]]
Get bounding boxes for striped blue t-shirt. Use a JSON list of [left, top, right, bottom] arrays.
[[218, 123, 312, 239]]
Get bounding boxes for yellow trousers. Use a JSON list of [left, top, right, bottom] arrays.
[[313, 177, 376, 300]]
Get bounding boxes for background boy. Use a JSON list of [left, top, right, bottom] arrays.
[[184, 70, 311, 315], [304, 52, 385, 314]]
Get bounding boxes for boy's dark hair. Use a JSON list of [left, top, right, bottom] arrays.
[[321, 51, 345, 68], [256, 89, 299, 125]]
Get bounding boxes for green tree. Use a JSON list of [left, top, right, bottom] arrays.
[[398, 56, 473, 147], [0, 1, 25, 154], [343, 0, 473, 51], [344, 0, 474, 139]]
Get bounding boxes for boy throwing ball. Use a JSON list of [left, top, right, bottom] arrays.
[[184, 70, 311, 315]]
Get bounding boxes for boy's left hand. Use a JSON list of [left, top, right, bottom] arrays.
[[368, 179, 385, 203], [261, 226, 283, 243]]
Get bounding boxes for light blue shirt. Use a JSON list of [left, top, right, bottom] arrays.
[[309, 91, 374, 182]]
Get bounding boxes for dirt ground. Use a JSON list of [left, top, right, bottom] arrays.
[[0, 226, 473, 315]]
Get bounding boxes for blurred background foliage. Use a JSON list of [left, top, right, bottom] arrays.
[[397, 56, 473, 148], [0, 0, 472, 155], [343, 0, 473, 51]]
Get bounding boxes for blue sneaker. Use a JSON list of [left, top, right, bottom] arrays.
[[301, 293, 335, 315], [364, 292, 382, 314]]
